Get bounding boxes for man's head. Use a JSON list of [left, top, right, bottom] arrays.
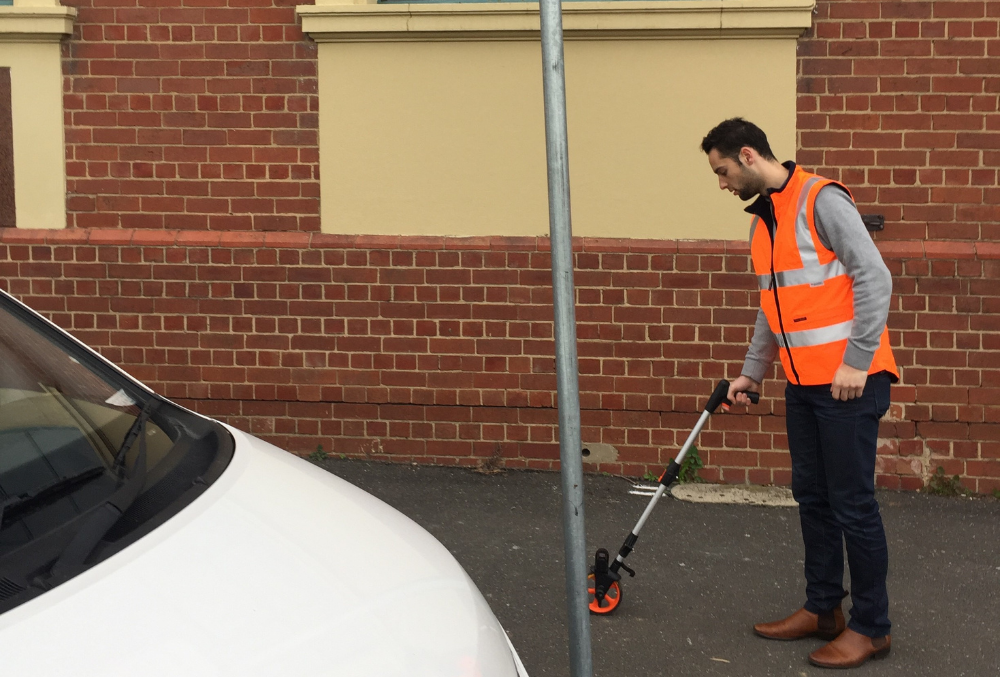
[[701, 118, 778, 201]]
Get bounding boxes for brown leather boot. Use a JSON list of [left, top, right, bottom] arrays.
[[809, 628, 891, 668], [753, 604, 846, 641]]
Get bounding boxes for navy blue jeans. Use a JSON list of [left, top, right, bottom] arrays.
[[785, 372, 892, 638]]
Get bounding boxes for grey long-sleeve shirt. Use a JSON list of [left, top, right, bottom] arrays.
[[741, 185, 893, 384]]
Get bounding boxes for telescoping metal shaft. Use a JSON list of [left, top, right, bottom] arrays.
[[592, 380, 759, 605]]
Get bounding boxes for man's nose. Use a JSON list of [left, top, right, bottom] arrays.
[[718, 177, 727, 190]]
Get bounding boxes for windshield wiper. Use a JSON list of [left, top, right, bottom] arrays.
[[112, 400, 155, 472], [0, 466, 106, 529], [45, 399, 157, 586]]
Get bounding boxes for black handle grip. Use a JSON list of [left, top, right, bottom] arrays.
[[738, 390, 760, 404], [704, 379, 731, 413]]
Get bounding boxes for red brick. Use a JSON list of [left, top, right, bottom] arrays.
[[828, 3, 880, 19], [932, 76, 987, 93], [882, 40, 933, 57], [934, 40, 986, 57]]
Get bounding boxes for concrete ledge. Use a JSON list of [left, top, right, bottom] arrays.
[[298, 0, 816, 43], [0, 6, 76, 42], [671, 483, 798, 507]]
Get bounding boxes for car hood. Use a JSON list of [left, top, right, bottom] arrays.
[[0, 426, 522, 677]]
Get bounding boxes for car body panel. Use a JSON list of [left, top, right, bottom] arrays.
[[0, 426, 522, 676]]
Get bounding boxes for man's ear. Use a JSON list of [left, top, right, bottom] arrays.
[[740, 147, 755, 166]]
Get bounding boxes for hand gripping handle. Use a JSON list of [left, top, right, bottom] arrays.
[[705, 379, 760, 413]]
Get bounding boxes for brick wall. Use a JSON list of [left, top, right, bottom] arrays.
[[62, 0, 319, 231], [1, 0, 998, 492], [798, 0, 999, 241], [1, 230, 998, 493]]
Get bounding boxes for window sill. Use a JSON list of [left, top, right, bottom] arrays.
[[297, 0, 815, 43], [0, 6, 76, 43]]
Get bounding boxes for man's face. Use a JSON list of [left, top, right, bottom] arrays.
[[707, 148, 764, 201]]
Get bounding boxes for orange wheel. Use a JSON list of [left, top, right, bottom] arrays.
[[587, 573, 622, 615]]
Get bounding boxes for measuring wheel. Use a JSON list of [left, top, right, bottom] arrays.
[[585, 380, 759, 618], [587, 573, 622, 615]]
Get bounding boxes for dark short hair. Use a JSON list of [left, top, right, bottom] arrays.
[[700, 118, 776, 162]]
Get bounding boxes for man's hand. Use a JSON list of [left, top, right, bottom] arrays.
[[726, 375, 761, 410], [831, 363, 868, 401]]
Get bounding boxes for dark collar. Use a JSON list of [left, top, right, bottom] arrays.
[[744, 161, 797, 220]]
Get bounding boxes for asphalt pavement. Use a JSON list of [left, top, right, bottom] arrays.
[[316, 459, 1000, 677]]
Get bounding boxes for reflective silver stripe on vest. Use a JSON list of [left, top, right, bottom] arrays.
[[773, 259, 847, 287], [794, 177, 823, 269], [774, 319, 853, 349]]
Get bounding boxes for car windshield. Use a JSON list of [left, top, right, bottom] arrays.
[[0, 292, 234, 614]]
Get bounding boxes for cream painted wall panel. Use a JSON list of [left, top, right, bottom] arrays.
[[566, 38, 796, 240], [0, 42, 67, 229], [319, 38, 795, 240], [320, 41, 550, 237]]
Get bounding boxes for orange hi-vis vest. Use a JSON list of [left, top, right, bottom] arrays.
[[749, 166, 898, 386]]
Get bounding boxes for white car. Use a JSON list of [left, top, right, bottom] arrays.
[[0, 288, 529, 677]]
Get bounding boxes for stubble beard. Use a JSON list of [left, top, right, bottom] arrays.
[[737, 166, 766, 201]]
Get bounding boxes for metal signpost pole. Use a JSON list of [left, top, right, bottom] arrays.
[[538, 1, 594, 675]]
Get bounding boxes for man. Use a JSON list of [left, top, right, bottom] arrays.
[[700, 118, 898, 669]]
